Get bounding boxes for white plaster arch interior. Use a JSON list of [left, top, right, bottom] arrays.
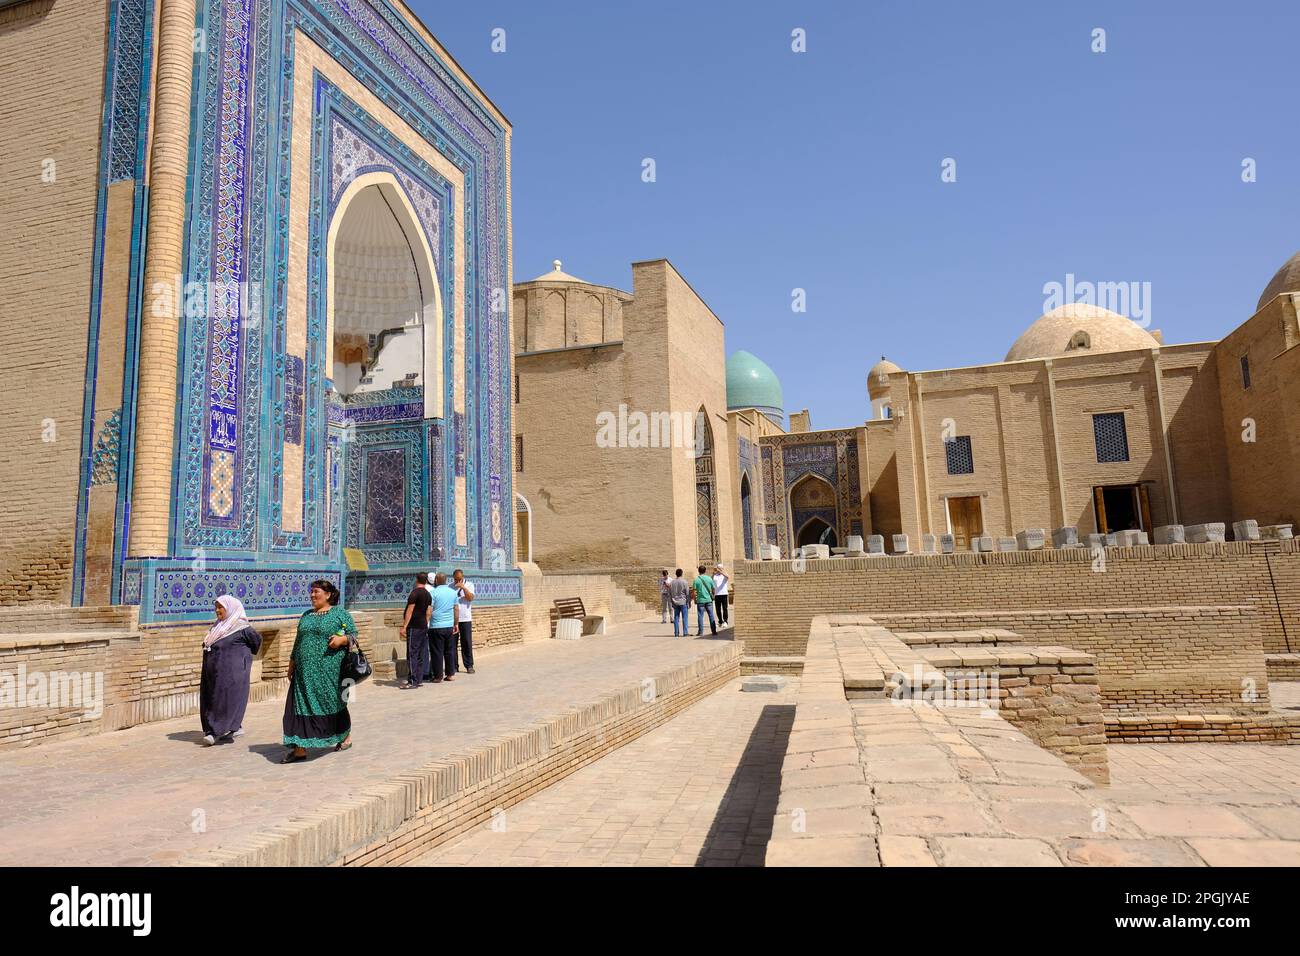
[[325, 171, 444, 420]]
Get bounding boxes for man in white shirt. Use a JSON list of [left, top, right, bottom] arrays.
[[451, 568, 476, 674], [712, 564, 731, 627]]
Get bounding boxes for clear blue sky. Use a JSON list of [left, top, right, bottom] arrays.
[[410, 0, 1300, 429]]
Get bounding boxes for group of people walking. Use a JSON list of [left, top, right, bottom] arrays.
[[659, 564, 730, 637], [197, 571, 477, 764]]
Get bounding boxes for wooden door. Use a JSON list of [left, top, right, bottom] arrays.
[[948, 496, 983, 551]]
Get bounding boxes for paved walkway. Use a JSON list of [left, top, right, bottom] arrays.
[[1271, 680, 1300, 711], [1108, 740, 1300, 798], [0, 621, 731, 866], [412, 676, 796, 867]]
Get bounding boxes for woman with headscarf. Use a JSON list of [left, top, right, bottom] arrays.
[[199, 595, 262, 746], [281, 579, 358, 763]]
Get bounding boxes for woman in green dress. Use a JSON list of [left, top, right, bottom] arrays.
[[282, 579, 357, 763]]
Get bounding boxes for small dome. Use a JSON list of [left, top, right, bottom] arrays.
[[1005, 303, 1159, 363], [726, 350, 784, 419], [528, 258, 589, 284], [1258, 251, 1300, 312], [867, 356, 903, 399]]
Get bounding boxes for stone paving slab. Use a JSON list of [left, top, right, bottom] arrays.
[[766, 615, 1300, 867], [0, 623, 731, 866], [411, 676, 797, 867]]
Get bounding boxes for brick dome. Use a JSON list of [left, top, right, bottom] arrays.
[[1004, 303, 1159, 363]]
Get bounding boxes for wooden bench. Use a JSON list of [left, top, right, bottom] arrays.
[[549, 597, 605, 639]]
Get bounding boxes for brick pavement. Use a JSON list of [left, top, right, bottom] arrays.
[[0, 623, 729, 866], [411, 676, 796, 867]]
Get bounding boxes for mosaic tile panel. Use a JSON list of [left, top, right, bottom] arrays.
[[363, 447, 407, 545]]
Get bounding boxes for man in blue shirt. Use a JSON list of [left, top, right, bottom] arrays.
[[428, 572, 459, 683]]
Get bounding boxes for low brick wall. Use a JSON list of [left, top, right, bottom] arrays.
[[1267, 654, 1300, 681], [830, 624, 1109, 782], [735, 542, 1300, 658], [1105, 712, 1300, 744], [879, 606, 1270, 716], [0, 603, 538, 750], [0, 605, 136, 634], [183, 642, 742, 866]]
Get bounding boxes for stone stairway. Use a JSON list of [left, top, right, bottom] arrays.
[[609, 581, 653, 623]]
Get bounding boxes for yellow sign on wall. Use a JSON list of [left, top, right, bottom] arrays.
[[342, 548, 369, 571]]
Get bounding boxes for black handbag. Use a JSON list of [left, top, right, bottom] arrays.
[[340, 636, 372, 688]]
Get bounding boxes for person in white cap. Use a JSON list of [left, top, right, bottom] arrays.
[[712, 564, 730, 627]]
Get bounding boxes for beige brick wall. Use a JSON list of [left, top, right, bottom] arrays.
[[887, 344, 1228, 541], [735, 541, 1300, 661], [0, 1, 109, 603], [1215, 296, 1300, 527], [512, 260, 734, 573], [882, 605, 1268, 715]]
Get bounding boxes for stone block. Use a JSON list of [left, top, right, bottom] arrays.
[[938, 533, 955, 554], [892, 534, 910, 554], [1115, 529, 1148, 546], [1260, 524, 1294, 540], [1104, 533, 1118, 547], [801, 544, 830, 560], [846, 535, 865, 554], [1084, 533, 1105, 549], [995, 537, 1018, 552], [972, 535, 994, 552], [921, 533, 936, 554], [1153, 524, 1184, 545], [1186, 522, 1226, 544], [553, 618, 583, 641], [759, 543, 780, 560], [1051, 527, 1078, 548], [1232, 519, 1260, 542], [866, 535, 885, 555], [1016, 529, 1045, 550], [741, 675, 788, 693]]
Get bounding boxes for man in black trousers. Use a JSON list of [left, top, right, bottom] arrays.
[[399, 572, 432, 688]]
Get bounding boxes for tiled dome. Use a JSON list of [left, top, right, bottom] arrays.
[[726, 350, 783, 419]]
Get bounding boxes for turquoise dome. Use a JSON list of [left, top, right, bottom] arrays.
[[726, 350, 784, 420]]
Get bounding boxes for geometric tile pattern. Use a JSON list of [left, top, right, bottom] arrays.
[[166, 0, 512, 598], [944, 435, 975, 475], [363, 447, 407, 545], [1093, 412, 1130, 463], [90, 408, 124, 486]]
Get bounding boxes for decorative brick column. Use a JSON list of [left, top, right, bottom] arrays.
[[128, 0, 195, 557]]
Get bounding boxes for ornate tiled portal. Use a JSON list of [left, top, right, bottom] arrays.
[[84, 0, 522, 621]]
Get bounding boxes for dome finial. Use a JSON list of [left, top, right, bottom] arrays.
[[553, 258, 562, 273]]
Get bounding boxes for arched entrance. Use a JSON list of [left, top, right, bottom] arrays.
[[514, 492, 532, 564], [327, 178, 441, 407], [325, 174, 442, 560], [796, 517, 837, 549], [788, 473, 838, 552], [740, 472, 754, 560], [694, 407, 720, 564]]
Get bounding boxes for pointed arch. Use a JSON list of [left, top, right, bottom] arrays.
[[740, 471, 754, 560], [514, 492, 532, 563], [788, 472, 838, 552], [326, 171, 444, 419], [694, 405, 719, 563]]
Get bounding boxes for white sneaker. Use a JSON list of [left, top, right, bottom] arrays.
[[231, 728, 244, 739], [202, 734, 216, 746]]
